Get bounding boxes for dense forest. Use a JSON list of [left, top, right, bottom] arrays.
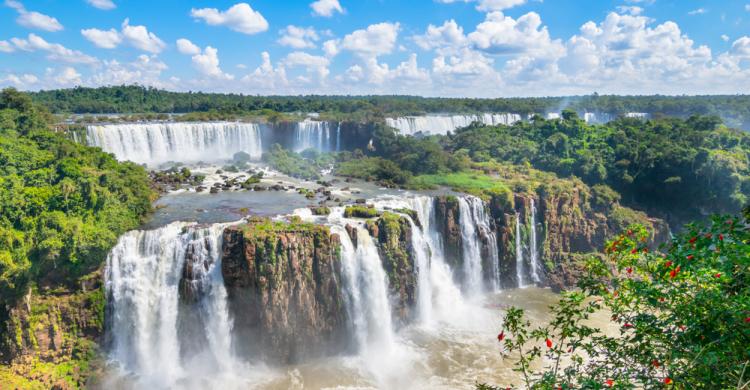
[[0, 88, 155, 309], [31, 86, 750, 129]]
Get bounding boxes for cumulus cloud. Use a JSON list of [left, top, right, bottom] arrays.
[[86, 0, 116, 10], [5, 0, 64, 32], [436, 0, 526, 12], [341, 22, 400, 58], [469, 11, 564, 58], [310, 0, 344, 17], [90, 55, 169, 87], [176, 38, 201, 55], [121, 19, 166, 53], [688, 8, 706, 15], [722, 34, 730, 42], [322, 39, 340, 57], [81, 28, 122, 49], [0, 40, 14, 53], [241, 52, 288, 91], [9, 33, 98, 64], [191, 3, 268, 35], [732, 36, 750, 58], [0, 73, 39, 89], [414, 20, 467, 53], [51, 67, 82, 85], [283, 51, 330, 82], [278, 26, 320, 49]]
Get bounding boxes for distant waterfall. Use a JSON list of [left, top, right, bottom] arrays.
[[386, 114, 522, 135], [529, 199, 542, 284], [86, 122, 263, 166], [515, 214, 525, 288], [105, 222, 237, 387], [294, 120, 333, 153]]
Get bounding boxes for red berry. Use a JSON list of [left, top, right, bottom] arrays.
[[626, 267, 633, 274], [606, 379, 614, 387], [719, 234, 724, 241], [497, 331, 505, 342], [686, 255, 694, 260], [745, 317, 750, 323], [664, 377, 672, 384], [652, 359, 660, 367], [546, 338, 553, 348], [715, 273, 721, 278], [623, 323, 634, 328], [665, 261, 673, 268], [689, 236, 697, 243], [631, 248, 638, 254]]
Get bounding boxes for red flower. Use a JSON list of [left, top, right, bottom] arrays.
[[705, 233, 712, 239], [715, 273, 721, 278], [719, 234, 724, 241], [497, 331, 505, 342], [679, 325, 686, 331], [652, 359, 660, 368], [664, 377, 672, 385], [665, 261, 673, 268], [626, 267, 633, 274], [686, 255, 694, 260], [623, 323, 634, 328], [568, 347, 572, 353], [745, 317, 750, 323], [659, 297, 665, 302], [631, 248, 638, 254], [642, 248, 649, 253], [689, 236, 697, 243], [546, 338, 553, 348], [670, 266, 680, 278], [627, 229, 633, 236], [606, 379, 614, 387]]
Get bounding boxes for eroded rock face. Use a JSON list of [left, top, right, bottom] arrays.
[[367, 213, 416, 324], [0, 273, 104, 388], [434, 196, 463, 271], [221, 219, 348, 363]]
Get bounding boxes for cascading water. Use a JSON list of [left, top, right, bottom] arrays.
[[457, 197, 485, 295], [294, 120, 332, 153], [385, 113, 522, 136], [515, 213, 525, 288], [105, 222, 239, 388], [86, 122, 263, 166], [529, 199, 542, 284]]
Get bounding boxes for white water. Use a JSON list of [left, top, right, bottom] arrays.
[[105, 221, 241, 388], [529, 199, 542, 284], [515, 213, 525, 288], [86, 122, 263, 166], [457, 197, 485, 296], [294, 120, 338, 153], [386, 113, 522, 135]]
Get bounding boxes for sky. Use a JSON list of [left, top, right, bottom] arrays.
[[0, 0, 749, 97]]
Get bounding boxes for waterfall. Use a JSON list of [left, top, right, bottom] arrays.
[[457, 197, 484, 295], [86, 122, 262, 166], [335, 122, 341, 152], [529, 199, 542, 284], [385, 113, 522, 136], [105, 222, 237, 387], [294, 120, 331, 153], [515, 214, 525, 288], [325, 206, 396, 358]]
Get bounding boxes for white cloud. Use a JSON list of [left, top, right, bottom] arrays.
[[86, 0, 115, 10], [190, 3, 268, 35], [746, 4, 750, 11], [90, 55, 168, 86], [5, 0, 64, 32], [0, 40, 14, 53], [688, 8, 706, 16], [52, 67, 82, 85], [278, 26, 320, 49], [341, 22, 400, 58], [191, 46, 234, 80], [240, 52, 288, 91], [121, 19, 166, 53], [322, 39, 340, 57], [176, 38, 201, 55], [469, 12, 564, 58], [310, 0, 344, 17], [0, 73, 39, 89], [81, 28, 122, 49], [436, 0, 526, 12], [414, 20, 468, 53], [722, 34, 730, 42], [283, 51, 330, 81], [732, 36, 750, 58], [9, 33, 98, 65], [616, 6, 643, 15]]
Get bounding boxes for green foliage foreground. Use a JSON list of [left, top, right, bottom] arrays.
[[484, 213, 750, 389]]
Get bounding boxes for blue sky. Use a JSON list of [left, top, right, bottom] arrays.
[[1, 0, 749, 97]]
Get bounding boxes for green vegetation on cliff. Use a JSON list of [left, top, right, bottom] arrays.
[[262, 143, 334, 181]]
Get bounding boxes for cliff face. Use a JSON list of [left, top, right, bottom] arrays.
[[0, 272, 104, 389], [366, 212, 416, 324], [434, 196, 462, 272], [221, 218, 348, 363]]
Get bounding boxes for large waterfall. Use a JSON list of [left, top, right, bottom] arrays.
[[514, 200, 544, 288], [529, 199, 543, 284], [294, 120, 339, 153], [105, 222, 239, 388], [86, 122, 263, 166], [457, 196, 500, 294], [386, 114, 522, 135]]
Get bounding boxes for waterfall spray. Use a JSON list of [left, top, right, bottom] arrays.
[[529, 199, 542, 284]]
